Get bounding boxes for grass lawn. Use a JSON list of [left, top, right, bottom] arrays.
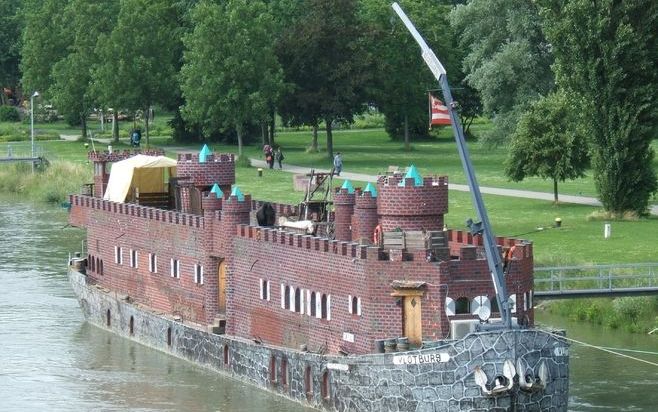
[[2, 118, 658, 266]]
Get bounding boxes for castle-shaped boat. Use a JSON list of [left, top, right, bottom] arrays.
[[67, 146, 569, 411]]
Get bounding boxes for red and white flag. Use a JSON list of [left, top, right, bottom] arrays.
[[429, 94, 451, 127]]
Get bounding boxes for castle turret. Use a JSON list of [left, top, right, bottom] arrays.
[[218, 187, 251, 253], [333, 180, 356, 241], [201, 184, 224, 219], [352, 183, 378, 244], [176, 152, 235, 194], [376, 169, 448, 232]]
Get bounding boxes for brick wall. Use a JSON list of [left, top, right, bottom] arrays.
[[69, 194, 216, 324], [176, 153, 235, 187], [377, 175, 448, 232], [333, 188, 355, 241], [352, 192, 378, 244]]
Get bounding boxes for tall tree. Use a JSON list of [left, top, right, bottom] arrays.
[[450, 0, 554, 144], [542, 0, 658, 215], [21, 0, 71, 97], [49, 0, 118, 138], [0, 0, 22, 104], [505, 91, 590, 203], [360, 0, 459, 149], [180, 0, 284, 157], [277, 0, 370, 159], [94, 0, 183, 146]]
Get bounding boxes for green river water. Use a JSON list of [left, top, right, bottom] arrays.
[[0, 199, 655, 411]]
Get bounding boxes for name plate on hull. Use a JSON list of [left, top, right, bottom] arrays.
[[393, 352, 450, 365]]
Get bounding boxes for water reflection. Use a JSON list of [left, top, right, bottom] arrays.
[[537, 310, 658, 411]]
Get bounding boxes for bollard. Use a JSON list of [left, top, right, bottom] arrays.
[[554, 217, 562, 228], [604, 223, 611, 239], [258, 168, 263, 177]]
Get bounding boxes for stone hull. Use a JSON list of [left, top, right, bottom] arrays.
[[69, 268, 569, 411]]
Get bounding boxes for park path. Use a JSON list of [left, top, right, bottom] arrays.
[[249, 158, 658, 216], [56, 134, 657, 216]]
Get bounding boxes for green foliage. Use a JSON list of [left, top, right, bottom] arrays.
[[542, 0, 658, 215], [360, 0, 455, 146], [20, 0, 71, 95], [276, 0, 370, 158], [505, 91, 590, 202], [49, 0, 118, 139], [547, 296, 658, 333], [181, 0, 284, 156], [0, 0, 22, 91], [94, 0, 183, 146], [0, 106, 20, 122], [0, 160, 91, 203], [450, 0, 554, 144]]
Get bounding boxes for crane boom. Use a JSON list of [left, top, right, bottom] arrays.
[[391, 2, 513, 328]]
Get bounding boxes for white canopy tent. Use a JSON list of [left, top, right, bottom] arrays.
[[103, 154, 177, 202]]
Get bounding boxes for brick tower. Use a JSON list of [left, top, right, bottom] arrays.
[[376, 174, 448, 232]]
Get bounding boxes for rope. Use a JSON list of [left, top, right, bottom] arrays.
[[547, 330, 658, 368]]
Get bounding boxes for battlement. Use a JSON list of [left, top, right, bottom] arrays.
[[378, 174, 448, 187], [377, 174, 448, 232], [236, 224, 371, 260], [88, 149, 165, 163], [69, 194, 204, 229], [446, 229, 533, 261], [176, 152, 235, 187], [176, 152, 235, 163], [250, 200, 299, 217]]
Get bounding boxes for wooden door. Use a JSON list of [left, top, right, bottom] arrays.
[[218, 261, 227, 313], [402, 295, 422, 346]]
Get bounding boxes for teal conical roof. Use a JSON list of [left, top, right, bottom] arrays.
[[210, 183, 223, 198], [363, 182, 378, 197], [230, 185, 245, 202], [398, 164, 423, 187], [199, 144, 211, 163], [340, 180, 355, 194]]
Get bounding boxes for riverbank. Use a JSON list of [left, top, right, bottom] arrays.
[[3, 142, 656, 335], [543, 296, 658, 334], [0, 161, 91, 204]]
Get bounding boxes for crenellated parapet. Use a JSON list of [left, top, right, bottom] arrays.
[[68, 194, 203, 230], [176, 152, 235, 188], [88, 149, 165, 163], [377, 175, 448, 232]]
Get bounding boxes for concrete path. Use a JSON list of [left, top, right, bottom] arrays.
[[249, 158, 658, 216]]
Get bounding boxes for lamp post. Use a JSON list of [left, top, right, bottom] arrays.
[[30, 91, 39, 172]]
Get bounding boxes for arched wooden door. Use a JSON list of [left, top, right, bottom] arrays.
[[218, 260, 227, 313]]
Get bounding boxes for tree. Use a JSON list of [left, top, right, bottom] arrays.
[[94, 0, 183, 146], [49, 0, 118, 138], [505, 91, 590, 203], [0, 0, 22, 105], [450, 0, 554, 144], [277, 0, 370, 158], [542, 0, 658, 215], [21, 0, 71, 98], [360, 0, 459, 149], [180, 0, 284, 157]]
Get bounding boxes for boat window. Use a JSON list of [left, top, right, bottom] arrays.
[[455, 297, 470, 314]]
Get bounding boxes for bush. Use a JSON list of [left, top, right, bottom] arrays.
[[0, 105, 20, 122]]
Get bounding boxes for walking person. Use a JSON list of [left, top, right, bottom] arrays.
[[333, 152, 343, 176], [274, 147, 284, 169]]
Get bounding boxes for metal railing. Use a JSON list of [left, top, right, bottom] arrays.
[[534, 263, 658, 299]]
